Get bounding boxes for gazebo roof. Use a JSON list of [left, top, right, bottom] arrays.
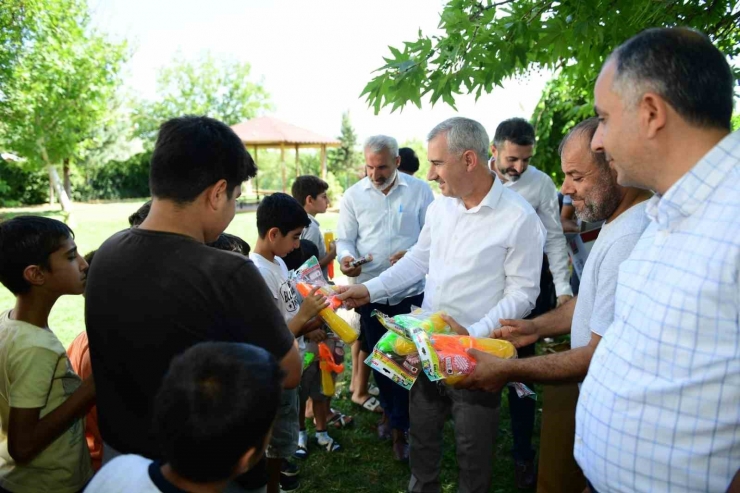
[[231, 116, 340, 149]]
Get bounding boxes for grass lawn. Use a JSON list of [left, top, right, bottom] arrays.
[[0, 201, 541, 493]]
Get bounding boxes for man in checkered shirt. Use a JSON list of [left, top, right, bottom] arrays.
[[575, 28, 740, 492]]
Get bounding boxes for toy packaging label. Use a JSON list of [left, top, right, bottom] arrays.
[[365, 349, 418, 390], [409, 325, 445, 382]]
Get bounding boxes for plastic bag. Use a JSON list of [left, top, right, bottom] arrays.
[[291, 256, 359, 344]]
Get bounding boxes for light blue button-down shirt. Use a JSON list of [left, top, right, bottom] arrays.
[[337, 172, 434, 306], [576, 129, 740, 493]]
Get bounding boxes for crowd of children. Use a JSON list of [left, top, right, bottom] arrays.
[[0, 116, 355, 493]]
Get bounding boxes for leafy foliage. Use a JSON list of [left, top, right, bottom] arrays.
[[0, 0, 128, 169], [361, 0, 739, 114], [134, 52, 273, 147], [327, 111, 365, 184], [529, 75, 592, 185]]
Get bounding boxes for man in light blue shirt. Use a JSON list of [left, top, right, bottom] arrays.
[[336, 135, 433, 461]]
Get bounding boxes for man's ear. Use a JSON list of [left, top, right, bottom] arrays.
[[640, 92, 668, 140], [23, 265, 46, 288], [232, 446, 260, 476], [268, 227, 280, 242], [490, 144, 498, 160], [394, 156, 401, 169], [462, 150, 478, 171], [206, 179, 229, 210]]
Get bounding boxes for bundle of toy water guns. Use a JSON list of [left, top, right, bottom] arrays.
[[291, 256, 358, 345], [366, 308, 534, 398]]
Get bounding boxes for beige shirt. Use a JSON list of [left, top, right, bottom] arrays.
[[0, 310, 92, 493]]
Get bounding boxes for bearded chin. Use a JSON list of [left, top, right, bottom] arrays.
[[372, 169, 397, 191]]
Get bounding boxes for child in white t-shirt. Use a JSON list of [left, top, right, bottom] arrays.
[[251, 193, 328, 493]]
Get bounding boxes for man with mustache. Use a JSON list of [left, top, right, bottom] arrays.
[[489, 117, 575, 488], [336, 135, 433, 461]]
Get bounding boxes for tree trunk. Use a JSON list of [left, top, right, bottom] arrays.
[[63, 159, 72, 198], [47, 165, 73, 214], [49, 174, 55, 205]]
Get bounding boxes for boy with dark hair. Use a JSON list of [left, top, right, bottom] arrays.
[[85, 116, 301, 493], [0, 216, 94, 492], [208, 232, 251, 256], [290, 176, 336, 280], [85, 342, 283, 492], [128, 200, 151, 227], [251, 192, 329, 493], [398, 147, 420, 176], [291, 176, 349, 458]]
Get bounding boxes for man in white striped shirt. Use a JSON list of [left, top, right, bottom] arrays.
[[574, 28, 740, 492]]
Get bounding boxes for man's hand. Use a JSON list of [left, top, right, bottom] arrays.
[[454, 349, 511, 393], [440, 314, 469, 335], [334, 284, 371, 309], [494, 318, 539, 348], [339, 256, 362, 278], [557, 295, 573, 307], [389, 250, 407, 266]]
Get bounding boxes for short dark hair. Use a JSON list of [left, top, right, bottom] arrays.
[[84, 250, 97, 267], [281, 239, 320, 271], [153, 342, 283, 483], [558, 117, 609, 169], [398, 147, 420, 174], [128, 200, 151, 227], [291, 175, 328, 207], [0, 216, 74, 294], [256, 193, 310, 239], [611, 28, 735, 131], [150, 116, 257, 203], [208, 233, 251, 256], [493, 118, 536, 148]]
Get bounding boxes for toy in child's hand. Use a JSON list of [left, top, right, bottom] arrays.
[[293, 256, 359, 344], [323, 231, 335, 279], [350, 254, 373, 268], [318, 342, 344, 397]]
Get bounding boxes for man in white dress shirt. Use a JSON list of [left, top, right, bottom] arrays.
[[338, 117, 545, 493], [336, 135, 434, 461], [489, 118, 574, 487], [572, 28, 740, 492]]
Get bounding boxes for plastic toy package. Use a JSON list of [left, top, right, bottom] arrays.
[[367, 309, 535, 399], [291, 256, 359, 344]]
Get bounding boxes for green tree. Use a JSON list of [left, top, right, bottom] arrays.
[[135, 53, 272, 146], [0, 0, 128, 213], [529, 75, 592, 184], [327, 111, 364, 189], [361, 0, 739, 113]]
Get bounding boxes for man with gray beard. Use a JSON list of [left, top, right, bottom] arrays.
[[456, 117, 651, 390]]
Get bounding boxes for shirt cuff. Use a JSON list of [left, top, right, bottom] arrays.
[[338, 250, 355, 262], [554, 282, 574, 298], [466, 321, 492, 338], [364, 278, 388, 304]]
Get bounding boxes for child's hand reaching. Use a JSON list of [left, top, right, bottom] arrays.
[[299, 286, 330, 321]]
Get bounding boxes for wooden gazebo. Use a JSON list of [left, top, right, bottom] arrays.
[[231, 116, 341, 192]]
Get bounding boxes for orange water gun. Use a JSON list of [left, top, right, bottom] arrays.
[[324, 231, 334, 279], [295, 282, 358, 344], [428, 334, 516, 384], [318, 342, 344, 396]]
